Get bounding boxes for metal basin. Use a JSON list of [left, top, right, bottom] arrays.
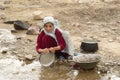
[[77, 61, 99, 70]]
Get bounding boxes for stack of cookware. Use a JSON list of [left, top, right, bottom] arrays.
[[75, 39, 100, 70]]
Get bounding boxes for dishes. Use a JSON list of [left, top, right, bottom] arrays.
[[39, 53, 55, 67], [73, 53, 101, 70]]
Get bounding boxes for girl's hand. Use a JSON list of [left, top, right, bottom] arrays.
[[43, 48, 49, 53], [49, 47, 55, 53]]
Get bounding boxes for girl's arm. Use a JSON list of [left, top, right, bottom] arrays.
[[36, 31, 44, 53], [55, 29, 66, 50]]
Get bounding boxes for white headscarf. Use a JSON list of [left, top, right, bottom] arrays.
[[42, 16, 58, 43]]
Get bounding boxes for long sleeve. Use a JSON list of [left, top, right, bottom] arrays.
[[36, 31, 45, 53], [55, 29, 66, 50]]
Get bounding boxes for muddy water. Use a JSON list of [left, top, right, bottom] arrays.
[[0, 26, 120, 80], [40, 63, 100, 80]]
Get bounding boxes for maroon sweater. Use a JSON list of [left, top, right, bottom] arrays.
[[36, 29, 66, 53]]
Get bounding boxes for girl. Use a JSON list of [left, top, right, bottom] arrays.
[[36, 16, 69, 59]]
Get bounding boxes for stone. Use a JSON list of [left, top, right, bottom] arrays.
[[27, 39, 33, 42], [11, 29, 17, 33], [33, 11, 43, 20], [4, 0, 11, 4], [14, 20, 30, 30], [100, 33, 108, 38], [108, 39, 113, 42], [16, 37, 22, 40], [33, 11, 54, 20], [117, 21, 120, 23], [0, 4, 5, 10], [0, 13, 6, 19], [12, 51, 18, 54], [25, 54, 34, 60], [26, 26, 40, 35], [2, 50, 7, 54]]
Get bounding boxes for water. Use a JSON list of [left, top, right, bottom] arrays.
[[0, 56, 41, 80], [40, 62, 100, 80]]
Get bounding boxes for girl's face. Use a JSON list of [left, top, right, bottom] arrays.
[[44, 23, 54, 33]]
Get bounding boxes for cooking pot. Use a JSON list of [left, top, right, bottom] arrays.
[[80, 39, 98, 52]]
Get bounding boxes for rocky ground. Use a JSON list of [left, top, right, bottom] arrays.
[[0, 0, 120, 80]]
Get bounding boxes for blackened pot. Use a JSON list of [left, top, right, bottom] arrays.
[[80, 40, 98, 52]]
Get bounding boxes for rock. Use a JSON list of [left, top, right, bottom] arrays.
[[4, 20, 30, 30], [117, 21, 120, 23], [27, 39, 33, 42], [2, 50, 7, 54], [33, 11, 54, 20], [26, 26, 40, 35], [11, 29, 17, 33], [0, 13, 6, 19], [16, 37, 22, 40], [87, 21, 94, 25], [108, 39, 114, 42], [25, 54, 34, 60], [0, 47, 9, 53], [0, 4, 5, 10], [3, 20, 15, 24], [72, 23, 80, 27], [4, 0, 11, 4], [100, 33, 108, 38], [12, 51, 18, 54], [33, 11, 42, 20], [116, 37, 120, 42], [14, 20, 30, 30]]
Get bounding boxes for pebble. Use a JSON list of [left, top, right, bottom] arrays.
[[108, 39, 114, 42], [11, 29, 17, 33], [0, 4, 5, 10], [25, 54, 34, 60], [4, 0, 11, 4], [0, 13, 6, 19], [2, 50, 7, 54]]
